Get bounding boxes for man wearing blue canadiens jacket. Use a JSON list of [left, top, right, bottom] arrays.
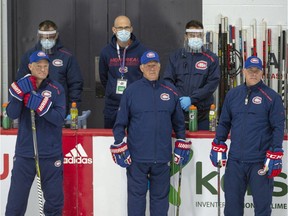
[[17, 20, 83, 115], [6, 51, 66, 215], [99, 15, 147, 128], [210, 56, 285, 216], [110, 51, 191, 216], [164, 20, 220, 130]]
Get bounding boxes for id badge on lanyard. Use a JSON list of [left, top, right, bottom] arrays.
[[116, 44, 128, 94]]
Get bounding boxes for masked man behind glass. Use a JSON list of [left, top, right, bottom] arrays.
[[17, 20, 83, 115], [163, 20, 220, 130], [99, 15, 148, 128]]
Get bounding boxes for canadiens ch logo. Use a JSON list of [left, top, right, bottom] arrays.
[[160, 93, 170, 101], [252, 96, 262, 104], [41, 90, 52, 98], [195, 60, 207, 70], [52, 59, 63, 67]]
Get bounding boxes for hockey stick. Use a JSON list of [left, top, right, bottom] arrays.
[[262, 21, 267, 83], [267, 28, 272, 87], [176, 163, 183, 216], [31, 109, 44, 215], [217, 158, 221, 216]]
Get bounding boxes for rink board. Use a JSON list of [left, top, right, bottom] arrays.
[[1, 129, 287, 215]]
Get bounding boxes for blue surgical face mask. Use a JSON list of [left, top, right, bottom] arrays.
[[116, 30, 131, 42], [40, 39, 56, 50], [188, 38, 203, 50]]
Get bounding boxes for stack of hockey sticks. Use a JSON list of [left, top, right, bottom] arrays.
[[205, 16, 287, 130]]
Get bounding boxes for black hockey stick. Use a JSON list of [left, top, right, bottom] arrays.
[[176, 163, 183, 216], [31, 109, 44, 215]]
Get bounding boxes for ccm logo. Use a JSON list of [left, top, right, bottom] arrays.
[[38, 97, 49, 112], [212, 146, 226, 152], [266, 153, 283, 160]]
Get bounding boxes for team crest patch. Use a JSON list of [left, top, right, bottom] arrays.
[[52, 59, 63, 67], [54, 160, 62, 167], [252, 96, 262, 104], [160, 93, 170, 101], [195, 60, 207, 70], [41, 90, 52, 98]]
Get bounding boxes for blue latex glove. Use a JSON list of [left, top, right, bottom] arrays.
[[174, 139, 192, 165], [110, 142, 132, 168], [263, 148, 283, 178], [210, 138, 227, 167], [180, 96, 191, 111], [66, 114, 71, 121]]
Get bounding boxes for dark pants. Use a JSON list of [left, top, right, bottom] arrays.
[[5, 155, 64, 216], [127, 162, 170, 216], [224, 159, 273, 216]]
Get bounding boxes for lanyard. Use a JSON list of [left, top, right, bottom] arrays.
[[117, 43, 128, 76]]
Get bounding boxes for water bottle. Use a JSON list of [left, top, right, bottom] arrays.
[[189, 105, 198, 132], [70, 102, 78, 130], [2, 102, 11, 129], [209, 104, 217, 132]]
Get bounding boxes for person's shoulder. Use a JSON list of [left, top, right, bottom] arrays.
[[259, 82, 282, 99], [202, 49, 218, 61], [160, 79, 179, 96], [47, 79, 65, 92], [225, 84, 244, 97], [57, 47, 74, 57]]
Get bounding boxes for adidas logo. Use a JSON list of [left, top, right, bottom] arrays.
[[64, 143, 93, 164]]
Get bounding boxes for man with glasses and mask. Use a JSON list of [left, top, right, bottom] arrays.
[[17, 20, 83, 116], [163, 20, 220, 130], [111, 50, 191, 216], [210, 56, 285, 215], [99, 15, 147, 128]]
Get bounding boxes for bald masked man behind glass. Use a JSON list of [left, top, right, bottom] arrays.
[[99, 15, 147, 128]]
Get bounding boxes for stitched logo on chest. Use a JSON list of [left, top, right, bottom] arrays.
[[41, 90, 52, 98], [252, 96, 262, 104], [195, 60, 207, 70], [160, 93, 170, 101], [52, 59, 63, 67]]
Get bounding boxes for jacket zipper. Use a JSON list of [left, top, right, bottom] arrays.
[[241, 88, 251, 160]]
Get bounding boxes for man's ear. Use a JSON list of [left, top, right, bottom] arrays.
[[140, 64, 144, 73]]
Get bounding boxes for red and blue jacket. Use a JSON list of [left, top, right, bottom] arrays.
[[7, 78, 66, 158], [113, 77, 186, 163], [216, 80, 285, 162]]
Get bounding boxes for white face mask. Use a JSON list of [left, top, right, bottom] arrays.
[[188, 38, 203, 50], [116, 30, 131, 42], [40, 39, 56, 50]]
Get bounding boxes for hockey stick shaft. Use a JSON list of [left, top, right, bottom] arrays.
[[176, 163, 183, 216], [217, 162, 221, 216], [31, 109, 44, 215]]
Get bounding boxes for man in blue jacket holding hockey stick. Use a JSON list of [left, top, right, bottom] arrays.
[[6, 51, 66, 216], [110, 50, 191, 216], [210, 56, 285, 216]]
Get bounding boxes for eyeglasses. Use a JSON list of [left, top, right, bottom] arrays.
[[114, 26, 131, 31]]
